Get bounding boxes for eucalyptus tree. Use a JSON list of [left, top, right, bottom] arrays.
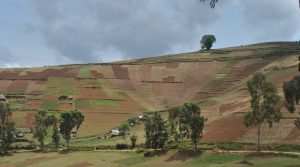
[[0, 103, 15, 153], [244, 73, 282, 152]]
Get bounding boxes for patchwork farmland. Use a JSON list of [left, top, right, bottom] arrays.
[[0, 42, 300, 143]]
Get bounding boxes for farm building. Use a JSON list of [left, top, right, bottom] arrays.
[[138, 115, 149, 121], [0, 94, 7, 102], [110, 129, 121, 137], [59, 95, 73, 101]]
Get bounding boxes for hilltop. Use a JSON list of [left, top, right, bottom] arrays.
[[0, 41, 300, 143]]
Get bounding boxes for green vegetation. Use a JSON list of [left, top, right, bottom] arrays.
[[78, 65, 93, 78], [200, 35, 216, 50], [244, 72, 282, 152], [41, 100, 59, 110], [75, 99, 118, 108], [59, 109, 84, 149], [144, 112, 168, 150], [0, 103, 15, 153], [283, 75, 300, 128]]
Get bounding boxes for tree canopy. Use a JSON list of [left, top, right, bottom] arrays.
[[244, 73, 282, 152], [200, 35, 216, 50], [283, 76, 300, 128]]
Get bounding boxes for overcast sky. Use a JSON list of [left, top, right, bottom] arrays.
[[0, 0, 299, 67]]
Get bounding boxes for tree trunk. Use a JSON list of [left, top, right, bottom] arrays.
[[257, 124, 261, 153], [194, 141, 197, 150]]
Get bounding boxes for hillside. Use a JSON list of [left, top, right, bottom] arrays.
[[1, 41, 300, 144]]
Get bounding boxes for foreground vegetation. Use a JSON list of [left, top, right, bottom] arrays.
[[0, 151, 299, 167]]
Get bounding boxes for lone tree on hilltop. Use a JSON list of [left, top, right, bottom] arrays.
[[283, 76, 300, 128], [200, 35, 216, 50], [0, 103, 15, 154], [244, 73, 282, 153], [59, 109, 84, 149]]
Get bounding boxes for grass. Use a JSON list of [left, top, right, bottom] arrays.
[[77, 65, 93, 78], [41, 100, 59, 110], [1, 151, 300, 167], [188, 153, 243, 166], [45, 77, 78, 96], [75, 99, 119, 108]]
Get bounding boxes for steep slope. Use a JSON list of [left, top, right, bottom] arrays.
[[1, 42, 300, 143]]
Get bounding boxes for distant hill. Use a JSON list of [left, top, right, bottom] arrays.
[[1, 41, 300, 143]]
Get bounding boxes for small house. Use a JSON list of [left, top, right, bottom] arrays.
[[110, 129, 121, 137], [58, 95, 68, 101], [67, 96, 73, 101], [0, 94, 7, 102], [71, 127, 77, 134], [138, 115, 149, 121]]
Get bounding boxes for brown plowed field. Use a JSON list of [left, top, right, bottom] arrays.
[[78, 88, 108, 99], [203, 114, 248, 142]]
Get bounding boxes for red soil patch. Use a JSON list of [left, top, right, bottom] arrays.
[[26, 80, 46, 94], [138, 65, 152, 81], [112, 65, 130, 79], [203, 114, 248, 142], [165, 62, 179, 68], [0, 70, 21, 79], [43, 95, 59, 100], [59, 103, 74, 110], [7, 80, 30, 94], [67, 161, 93, 167], [78, 88, 108, 99], [26, 112, 36, 129], [219, 100, 248, 113], [90, 70, 104, 79], [25, 100, 41, 110], [284, 127, 300, 142], [107, 79, 135, 90], [0, 80, 12, 93], [152, 83, 162, 96], [162, 76, 175, 82]]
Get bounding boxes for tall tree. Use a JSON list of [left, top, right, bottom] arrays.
[[244, 73, 282, 152], [144, 112, 168, 151], [283, 76, 300, 128], [190, 113, 205, 150], [179, 103, 201, 139], [200, 35, 216, 50], [0, 103, 15, 154], [59, 110, 84, 149], [33, 109, 54, 150], [46, 114, 60, 150], [168, 106, 181, 141]]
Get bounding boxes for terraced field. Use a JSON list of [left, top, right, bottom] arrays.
[[0, 42, 299, 143]]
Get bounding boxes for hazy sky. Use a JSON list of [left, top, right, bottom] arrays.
[[0, 0, 299, 67]]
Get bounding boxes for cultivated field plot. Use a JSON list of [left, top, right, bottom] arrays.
[[76, 112, 137, 137], [1, 151, 300, 167]]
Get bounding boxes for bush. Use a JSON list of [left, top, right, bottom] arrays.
[[116, 144, 128, 150]]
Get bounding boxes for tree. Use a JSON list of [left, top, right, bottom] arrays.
[[0, 103, 15, 154], [144, 112, 168, 150], [168, 106, 181, 142], [244, 73, 282, 152], [179, 103, 201, 139], [190, 114, 205, 150], [130, 135, 137, 149], [283, 76, 300, 128], [46, 114, 60, 150], [199, 0, 300, 8], [199, 0, 219, 8], [200, 35, 216, 50], [119, 123, 130, 144], [59, 110, 84, 149], [33, 109, 54, 150]]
